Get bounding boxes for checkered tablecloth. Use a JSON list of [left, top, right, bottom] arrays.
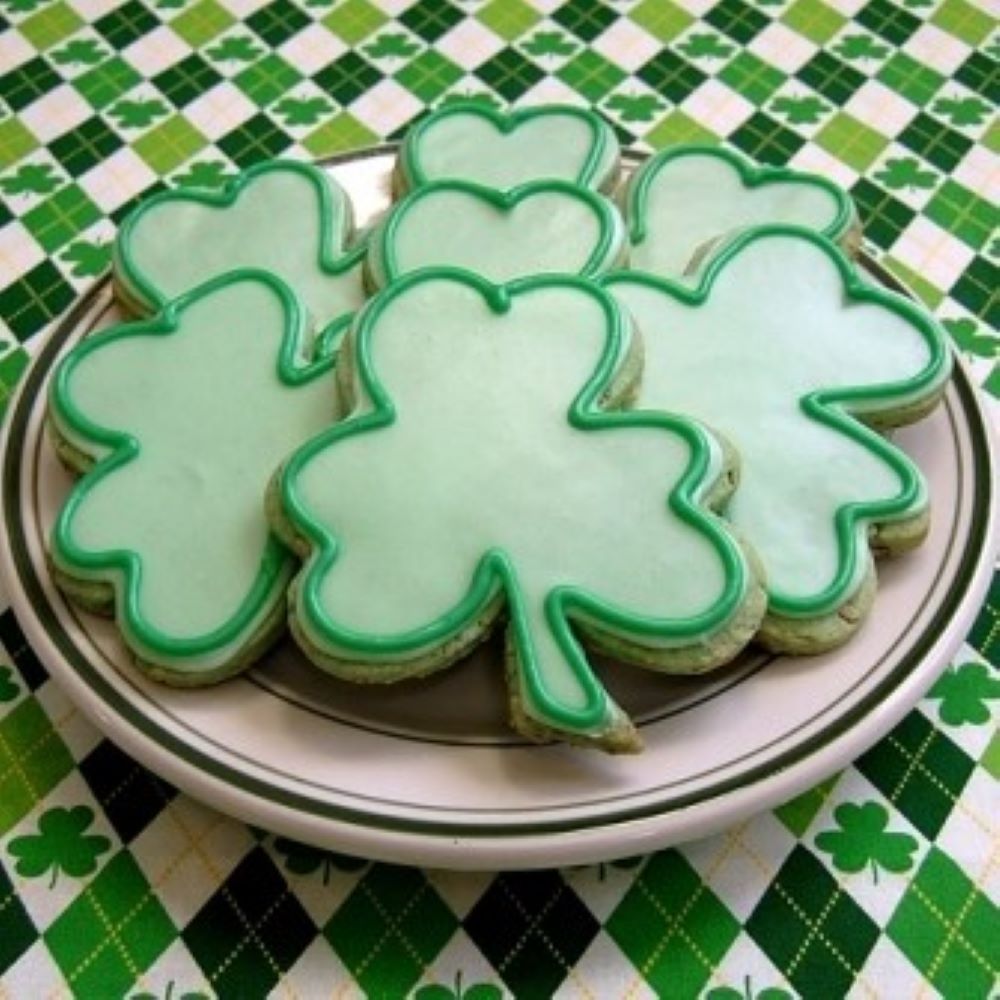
[[1, 0, 998, 996]]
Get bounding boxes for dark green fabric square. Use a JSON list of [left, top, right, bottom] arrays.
[[719, 51, 786, 103], [950, 258, 998, 328], [637, 50, 706, 102], [747, 846, 879, 998], [898, 112, 972, 171], [185, 847, 314, 995], [217, 112, 291, 166], [326, 864, 457, 998], [74, 56, 142, 111], [704, 0, 769, 43], [48, 115, 123, 174], [877, 52, 945, 107], [246, 0, 309, 46], [93, 0, 158, 49], [21, 183, 100, 253], [0, 56, 60, 112], [966, 571, 998, 665], [234, 53, 301, 105], [395, 49, 463, 101], [856, 710, 974, 838], [0, 259, 76, 341], [552, 0, 617, 42], [856, 0, 920, 44], [0, 857, 38, 975], [464, 871, 597, 1000], [925, 179, 998, 251], [399, 0, 464, 42], [888, 849, 1000, 998], [954, 51, 999, 103], [607, 851, 741, 998], [476, 48, 545, 100], [557, 50, 626, 101], [45, 852, 175, 997], [314, 51, 381, 104], [153, 53, 222, 108], [798, 50, 866, 104], [851, 177, 915, 249], [730, 111, 805, 164]]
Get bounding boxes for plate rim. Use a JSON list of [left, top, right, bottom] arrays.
[[1, 149, 998, 868]]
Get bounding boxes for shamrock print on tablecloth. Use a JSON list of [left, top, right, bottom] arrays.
[[273, 836, 368, 883], [60, 241, 110, 279], [7, 805, 111, 888], [706, 979, 793, 1000], [0, 664, 19, 701], [815, 801, 919, 883], [414, 974, 503, 1000], [927, 661, 1000, 726]]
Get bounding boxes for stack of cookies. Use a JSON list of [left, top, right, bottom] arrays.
[[47, 103, 952, 753]]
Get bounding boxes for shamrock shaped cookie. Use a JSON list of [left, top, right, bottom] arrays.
[[274, 270, 766, 752], [625, 145, 858, 278], [366, 179, 627, 289], [396, 102, 621, 194], [605, 226, 952, 652], [49, 271, 339, 682], [114, 161, 367, 340]]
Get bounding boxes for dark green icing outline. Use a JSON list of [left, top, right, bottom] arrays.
[[279, 268, 750, 735], [50, 269, 338, 669], [626, 144, 856, 253], [113, 159, 367, 328], [400, 102, 618, 191], [371, 178, 626, 288], [603, 224, 952, 618]]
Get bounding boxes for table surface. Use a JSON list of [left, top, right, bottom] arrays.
[[1, 0, 998, 996]]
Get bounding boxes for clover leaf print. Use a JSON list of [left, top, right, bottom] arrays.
[[928, 662, 1000, 726], [874, 157, 938, 192], [272, 96, 332, 127], [522, 30, 577, 58], [130, 985, 211, 1000], [8, 805, 111, 888], [0, 163, 61, 196], [108, 98, 169, 129], [171, 161, 232, 190], [51, 38, 108, 66], [205, 35, 263, 63], [815, 801, 918, 883], [707, 978, 792, 1000], [363, 32, 419, 60], [770, 95, 830, 126], [943, 318, 999, 360], [833, 34, 889, 61], [0, 665, 19, 701], [61, 240, 111, 278], [414, 973, 503, 1000], [605, 93, 664, 122], [677, 33, 734, 60], [932, 96, 991, 128], [274, 836, 367, 883]]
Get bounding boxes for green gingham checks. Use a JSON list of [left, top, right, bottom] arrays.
[[1, 0, 998, 995]]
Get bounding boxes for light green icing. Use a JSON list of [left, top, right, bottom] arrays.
[[279, 270, 751, 742], [114, 160, 367, 336], [626, 145, 856, 278], [368, 179, 627, 289], [50, 271, 339, 676], [400, 103, 620, 192], [604, 226, 952, 618]]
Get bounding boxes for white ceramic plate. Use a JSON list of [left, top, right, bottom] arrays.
[[2, 150, 997, 870]]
